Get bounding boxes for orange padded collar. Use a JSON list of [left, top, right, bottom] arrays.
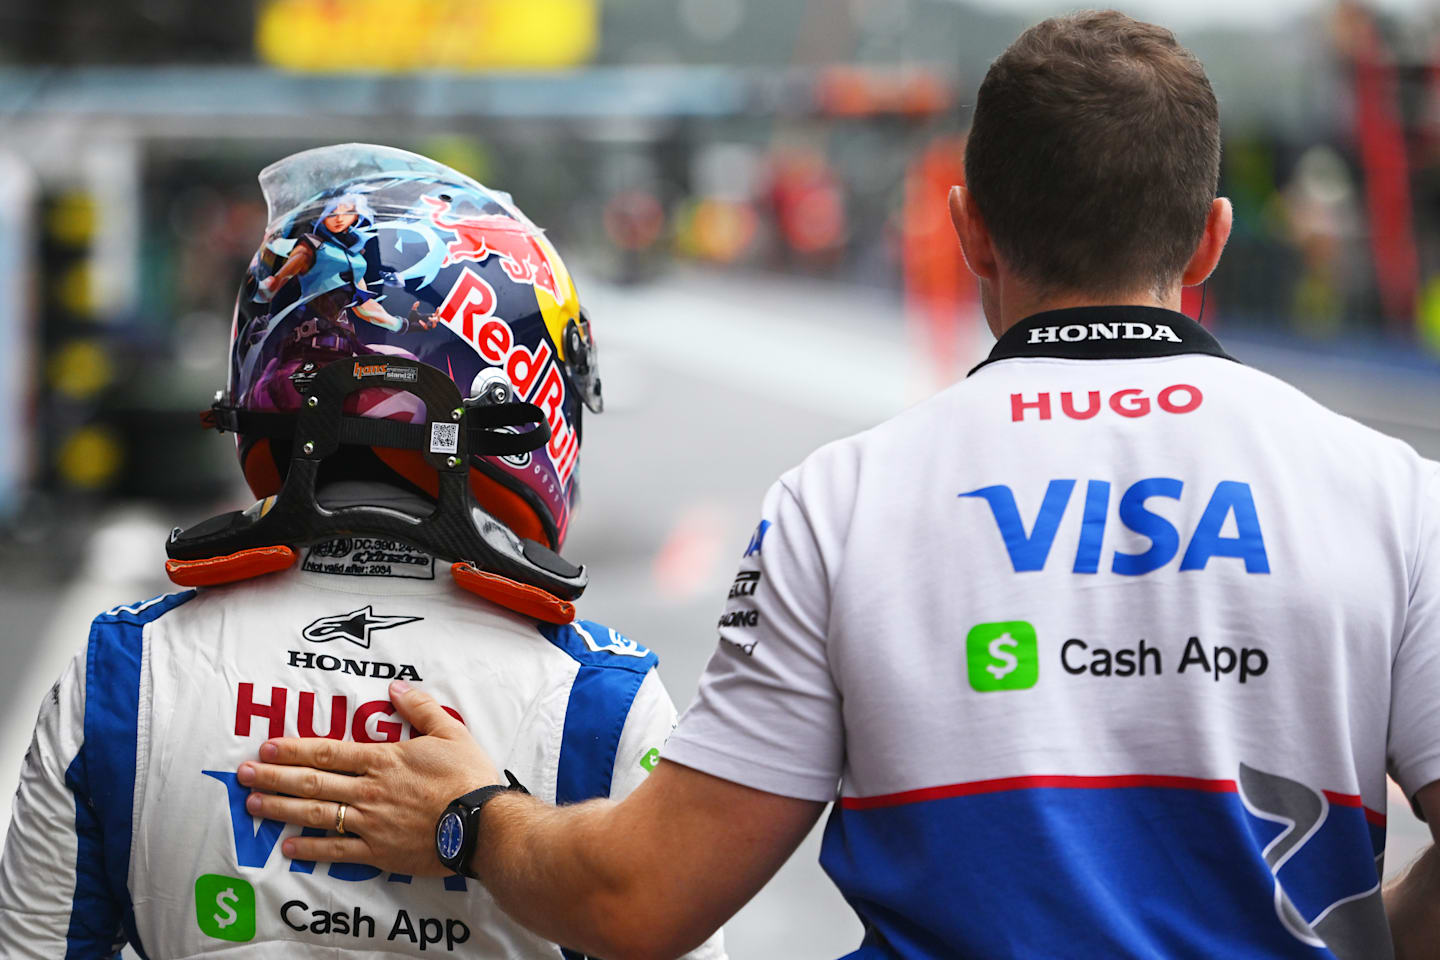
[[165, 547, 575, 625], [451, 562, 576, 624], [165, 545, 297, 587]]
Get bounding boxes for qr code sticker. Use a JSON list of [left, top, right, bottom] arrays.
[[429, 422, 460, 454]]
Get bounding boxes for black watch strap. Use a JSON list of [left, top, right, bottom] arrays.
[[437, 770, 530, 879]]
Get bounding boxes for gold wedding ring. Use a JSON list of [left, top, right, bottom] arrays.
[[335, 802, 348, 835]]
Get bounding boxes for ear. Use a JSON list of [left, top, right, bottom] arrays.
[[948, 185, 999, 282], [1181, 197, 1233, 287]]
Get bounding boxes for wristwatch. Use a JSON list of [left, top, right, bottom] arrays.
[[435, 770, 529, 879]]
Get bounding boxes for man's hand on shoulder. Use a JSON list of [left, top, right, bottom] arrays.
[[239, 679, 500, 876], [243, 678, 825, 958]]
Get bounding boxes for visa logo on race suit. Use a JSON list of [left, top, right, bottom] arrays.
[[961, 478, 1269, 575], [202, 766, 475, 951]]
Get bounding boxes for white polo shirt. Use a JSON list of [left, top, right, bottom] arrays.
[[665, 306, 1440, 960]]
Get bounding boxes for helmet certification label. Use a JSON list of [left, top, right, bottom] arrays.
[[302, 537, 436, 580]]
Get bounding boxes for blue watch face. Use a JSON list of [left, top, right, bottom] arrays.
[[436, 811, 465, 862]]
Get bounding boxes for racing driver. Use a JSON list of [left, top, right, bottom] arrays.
[[0, 144, 726, 960]]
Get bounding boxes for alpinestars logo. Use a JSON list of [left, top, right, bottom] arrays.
[[302, 607, 422, 649]]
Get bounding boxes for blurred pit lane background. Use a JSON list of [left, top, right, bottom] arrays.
[[1, 0, 1439, 956]]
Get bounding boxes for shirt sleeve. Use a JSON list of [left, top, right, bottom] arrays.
[[0, 650, 123, 959], [1388, 464, 1440, 802], [608, 671, 729, 960], [664, 478, 842, 802]]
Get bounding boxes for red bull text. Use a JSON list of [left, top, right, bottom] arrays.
[[434, 268, 580, 486]]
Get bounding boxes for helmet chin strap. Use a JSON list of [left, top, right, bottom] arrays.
[[166, 357, 587, 610]]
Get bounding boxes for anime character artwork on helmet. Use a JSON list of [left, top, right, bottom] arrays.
[[230, 144, 602, 551]]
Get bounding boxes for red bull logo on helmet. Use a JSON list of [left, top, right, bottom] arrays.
[[421, 195, 563, 303], [434, 268, 579, 486]]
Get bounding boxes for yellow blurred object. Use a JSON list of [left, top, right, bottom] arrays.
[[48, 339, 113, 399], [257, 0, 598, 71], [1418, 275, 1440, 355], [56, 425, 124, 490], [55, 261, 97, 318], [46, 192, 96, 247]]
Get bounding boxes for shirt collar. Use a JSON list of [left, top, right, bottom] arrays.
[[968, 305, 1238, 375]]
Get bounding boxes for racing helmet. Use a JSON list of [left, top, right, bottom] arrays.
[[227, 143, 602, 551]]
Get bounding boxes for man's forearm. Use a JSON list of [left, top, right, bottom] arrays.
[[471, 793, 673, 959], [248, 691, 816, 958], [1386, 843, 1440, 959]]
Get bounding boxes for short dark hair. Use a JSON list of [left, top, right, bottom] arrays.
[[964, 10, 1221, 296]]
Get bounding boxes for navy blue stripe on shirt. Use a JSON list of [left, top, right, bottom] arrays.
[[64, 590, 194, 959], [823, 778, 1382, 959]]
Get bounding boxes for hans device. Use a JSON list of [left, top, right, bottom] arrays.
[[166, 356, 587, 600]]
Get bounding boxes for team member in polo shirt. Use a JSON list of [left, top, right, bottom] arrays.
[[240, 13, 1440, 959]]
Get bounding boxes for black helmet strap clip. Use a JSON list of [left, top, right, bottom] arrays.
[[168, 356, 586, 602]]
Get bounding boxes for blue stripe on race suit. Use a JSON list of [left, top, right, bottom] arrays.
[[822, 783, 1385, 960], [555, 666, 648, 804], [539, 621, 656, 960], [538, 620, 657, 806], [64, 590, 194, 960]]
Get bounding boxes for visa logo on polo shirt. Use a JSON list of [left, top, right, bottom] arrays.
[[960, 478, 1269, 576], [1026, 321, 1183, 344]]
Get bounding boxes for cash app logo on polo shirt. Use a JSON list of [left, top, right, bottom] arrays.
[[966, 621, 1040, 692]]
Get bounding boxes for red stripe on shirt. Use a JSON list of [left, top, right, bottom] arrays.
[[1324, 789, 1388, 826], [843, 774, 1386, 826]]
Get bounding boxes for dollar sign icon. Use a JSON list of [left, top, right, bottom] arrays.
[[214, 888, 239, 929], [986, 633, 1019, 679], [195, 874, 255, 942], [966, 621, 1039, 692]]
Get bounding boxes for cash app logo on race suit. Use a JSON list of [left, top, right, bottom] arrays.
[[195, 874, 256, 942], [966, 621, 1040, 692]]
